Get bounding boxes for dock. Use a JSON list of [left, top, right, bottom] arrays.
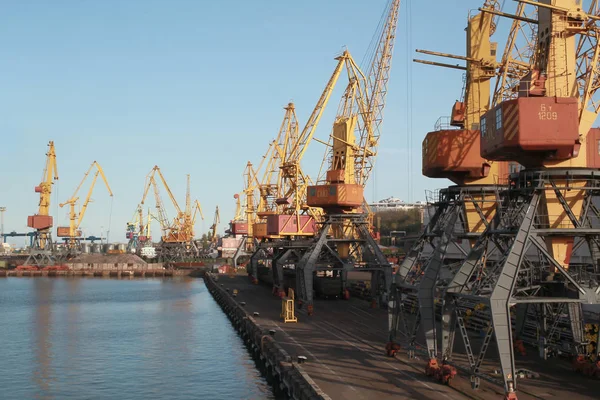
[[0, 268, 179, 278], [207, 273, 600, 400]]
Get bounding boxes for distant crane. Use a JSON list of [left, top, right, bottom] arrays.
[[209, 205, 220, 244], [126, 205, 155, 253], [58, 161, 113, 255], [140, 166, 203, 262], [25, 141, 59, 266], [1, 231, 36, 248]]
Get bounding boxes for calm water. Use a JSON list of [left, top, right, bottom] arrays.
[[0, 277, 274, 400]]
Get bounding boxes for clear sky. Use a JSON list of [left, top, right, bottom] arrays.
[[0, 0, 496, 245]]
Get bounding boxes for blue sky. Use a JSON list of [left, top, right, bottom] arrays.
[[0, 0, 495, 244]]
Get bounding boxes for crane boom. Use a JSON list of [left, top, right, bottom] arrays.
[[185, 174, 191, 218], [150, 176, 171, 235], [277, 53, 348, 221], [316, 0, 401, 190], [287, 55, 347, 164], [192, 199, 204, 224], [76, 171, 99, 228], [154, 167, 182, 215], [357, 0, 401, 186]]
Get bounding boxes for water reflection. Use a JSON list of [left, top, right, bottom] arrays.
[[2, 278, 273, 400], [66, 279, 80, 367], [32, 279, 54, 399]]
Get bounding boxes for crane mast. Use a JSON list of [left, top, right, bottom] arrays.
[[244, 161, 259, 249], [26, 141, 59, 266]]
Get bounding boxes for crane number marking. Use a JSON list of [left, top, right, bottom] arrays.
[[538, 104, 557, 120]]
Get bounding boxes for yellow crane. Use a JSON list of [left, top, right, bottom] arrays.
[[230, 160, 265, 265], [26, 141, 59, 266], [58, 161, 113, 250], [141, 166, 184, 242], [209, 206, 220, 243], [275, 54, 351, 234], [254, 139, 284, 239], [140, 166, 202, 260], [295, 0, 401, 314]]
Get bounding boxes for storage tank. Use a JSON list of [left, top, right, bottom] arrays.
[[91, 243, 101, 253], [117, 243, 126, 252], [80, 243, 90, 253], [103, 244, 115, 253]]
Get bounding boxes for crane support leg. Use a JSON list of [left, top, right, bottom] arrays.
[[420, 209, 459, 358], [273, 248, 292, 296]]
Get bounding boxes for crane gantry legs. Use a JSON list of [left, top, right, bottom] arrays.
[[294, 213, 392, 315], [387, 185, 500, 376], [439, 169, 600, 395]]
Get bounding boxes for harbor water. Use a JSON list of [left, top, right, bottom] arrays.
[[0, 277, 275, 399]]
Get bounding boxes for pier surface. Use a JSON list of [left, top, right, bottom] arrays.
[[214, 274, 600, 400]]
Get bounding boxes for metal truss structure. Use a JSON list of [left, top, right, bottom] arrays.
[[25, 231, 58, 266], [156, 240, 199, 263], [249, 239, 311, 296], [388, 185, 501, 358], [295, 213, 392, 315], [441, 169, 600, 397]]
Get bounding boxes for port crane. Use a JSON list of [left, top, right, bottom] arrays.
[[203, 205, 220, 255], [253, 105, 300, 240], [424, 1, 600, 398], [247, 50, 369, 292], [287, 0, 401, 315], [126, 205, 155, 253], [210, 206, 220, 242], [230, 159, 267, 266], [25, 141, 59, 266], [140, 166, 203, 262], [387, 0, 538, 385], [57, 161, 113, 255]]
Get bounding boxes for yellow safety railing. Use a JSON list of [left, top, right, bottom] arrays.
[[281, 288, 298, 323]]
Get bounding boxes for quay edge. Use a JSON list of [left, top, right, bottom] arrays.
[[204, 272, 331, 400]]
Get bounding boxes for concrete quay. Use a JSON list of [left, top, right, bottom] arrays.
[[207, 274, 600, 400]]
